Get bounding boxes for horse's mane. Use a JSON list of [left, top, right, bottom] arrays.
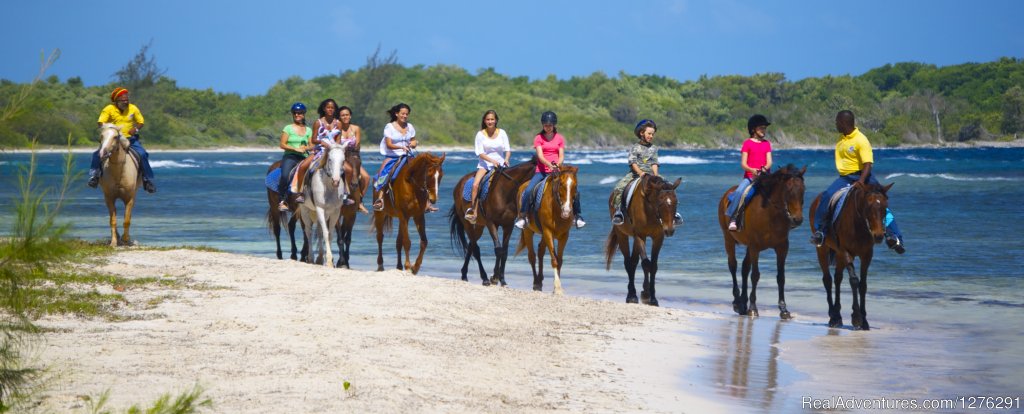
[[755, 164, 802, 207]]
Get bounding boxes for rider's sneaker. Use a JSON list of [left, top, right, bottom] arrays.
[[810, 231, 825, 247], [143, 180, 156, 193], [612, 211, 624, 225], [514, 217, 527, 229], [294, 194, 305, 204], [87, 175, 99, 188], [728, 221, 738, 231], [278, 201, 290, 212], [574, 216, 587, 229], [373, 199, 384, 211], [343, 198, 355, 206], [886, 235, 905, 254], [673, 213, 684, 226]]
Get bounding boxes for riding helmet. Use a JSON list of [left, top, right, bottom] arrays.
[[291, 102, 307, 113], [540, 111, 558, 125], [747, 114, 771, 135], [634, 119, 657, 138]]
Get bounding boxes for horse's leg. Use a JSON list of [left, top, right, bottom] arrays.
[[298, 210, 314, 264], [411, 215, 428, 275], [121, 197, 135, 245], [847, 259, 861, 329], [486, 222, 502, 285], [737, 250, 752, 316], [336, 216, 353, 268], [725, 236, 742, 314], [272, 209, 283, 260], [542, 230, 563, 295], [633, 236, 652, 304], [832, 253, 848, 328], [747, 248, 761, 317], [396, 218, 408, 271], [619, 232, 638, 303], [554, 232, 570, 296], [492, 224, 512, 286], [469, 224, 488, 285], [374, 214, 385, 271], [816, 247, 839, 327], [317, 206, 333, 267], [857, 253, 872, 330], [459, 232, 473, 281], [523, 230, 540, 291], [536, 238, 546, 292], [775, 241, 792, 319], [647, 235, 664, 307], [105, 197, 118, 247]]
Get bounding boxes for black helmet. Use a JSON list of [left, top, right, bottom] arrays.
[[540, 111, 558, 125], [747, 114, 771, 135], [634, 119, 657, 138]]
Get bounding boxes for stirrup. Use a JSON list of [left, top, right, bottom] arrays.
[[373, 199, 384, 211], [278, 201, 290, 212], [811, 231, 825, 247], [612, 211, 624, 225], [514, 217, 527, 229], [464, 208, 477, 221], [294, 194, 305, 204]]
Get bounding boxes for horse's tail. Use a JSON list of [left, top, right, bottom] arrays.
[[448, 206, 469, 255], [604, 230, 619, 270], [514, 230, 528, 258], [369, 211, 393, 235]]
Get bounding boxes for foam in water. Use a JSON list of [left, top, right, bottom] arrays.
[[216, 161, 266, 166], [885, 172, 1021, 181], [599, 176, 618, 185], [150, 160, 198, 168]]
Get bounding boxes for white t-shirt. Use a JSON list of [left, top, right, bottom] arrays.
[[380, 122, 416, 156], [474, 128, 510, 170]]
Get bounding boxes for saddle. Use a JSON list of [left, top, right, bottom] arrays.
[[726, 182, 758, 229], [826, 185, 854, 229], [618, 177, 642, 222], [524, 177, 549, 215], [265, 164, 301, 193], [374, 156, 410, 192], [461, 170, 495, 202]]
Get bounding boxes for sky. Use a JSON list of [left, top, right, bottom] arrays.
[[2, 0, 1022, 96]]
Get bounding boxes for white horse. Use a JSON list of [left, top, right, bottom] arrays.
[[298, 144, 347, 267], [97, 124, 141, 247]]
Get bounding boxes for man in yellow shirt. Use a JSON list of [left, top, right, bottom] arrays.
[[88, 87, 156, 193], [811, 110, 904, 253]]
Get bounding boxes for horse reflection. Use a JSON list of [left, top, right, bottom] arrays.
[[714, 318, 783, 408]]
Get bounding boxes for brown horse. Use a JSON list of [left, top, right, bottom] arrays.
[[97, 124, 140, 247], [514, 166, 580, 294], [809, 181, 894, 330], [603, 174, 682, 306], [371, 152, 446, 274], [717, 165, 806, 318], [448, 159, 537, 286], [265, 161, 308, 261], [334, 146, 367, 268]]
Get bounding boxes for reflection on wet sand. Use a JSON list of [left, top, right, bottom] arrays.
[[713, 317, 783, 410]]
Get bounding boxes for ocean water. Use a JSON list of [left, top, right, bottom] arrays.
[[2, 147, 1022, 407]]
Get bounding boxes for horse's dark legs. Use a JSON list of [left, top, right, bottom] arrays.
[[273, 211, 283, 259], [471, 241, 488, 284], [496, 226, 514, 286], [287, 214, 301, 261], [336, 219, 353, 268], [646, 236, 663, 307], [459, 241, 473, 281], [748, 249, 761, 317], [535, 239, 546, 291], [619, 233, 638, 303], [634, 236, 653, 305], [832, 255, 847, 328], [396, 218, 410, 271], [775, 242, 792, 319], [816, 247, 841, 327], [857, 255, 871, 330], [725, 237, 742, 314], [847, 261, 862, 329], [737, 252, 752, 316], [524, 232, 541, 291], [374, 214, 385, 272], [411, 214, 428, 275]]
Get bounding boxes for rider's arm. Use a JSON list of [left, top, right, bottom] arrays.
[[310, 120, 323, 146], [280, 131, 304, 152], [740, 151, 754, 175], [652, 164, 659, 176], [503, 150, 511, 166], [763, 152, 773, 173], [353, 125, 361, 148], [534, 145, 553, 169], [858, 162, 873, 185], [556, 147, 564, 167]]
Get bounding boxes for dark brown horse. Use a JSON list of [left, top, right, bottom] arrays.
[[266, 161, 308, 261], [371, 152, 446, 274], [448, 159, 537, 286], [717, 165, 806, 318], [809, 181, 894, 330], [603, 175, 682, 306], [514, 166, 579, 294], [334, 146, 367, 268]]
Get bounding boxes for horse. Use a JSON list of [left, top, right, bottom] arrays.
[[334, 145, 367, 268], [603, 174, 683, 306], [448, 159, 538, 286], [809, 180, 894, 330], [514, 166, 580, 294], [371, 152, 446, 274], [297, 143, 346, 267], [717, 164, 807, 319], [97, 124, 141, 247], [265, 161, 308, 261]]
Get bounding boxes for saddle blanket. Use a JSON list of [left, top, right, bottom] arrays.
[[829, 185, 853, 225], [461, 170, 495, 202], [265, 167, 282, 192], [374, 156, 409, 191]]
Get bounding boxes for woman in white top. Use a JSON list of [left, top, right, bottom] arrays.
[[465, 110, 511, 221], [373, 103, 418, 211]]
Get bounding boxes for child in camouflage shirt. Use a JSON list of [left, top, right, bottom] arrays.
[[611, 120, 682, 225]]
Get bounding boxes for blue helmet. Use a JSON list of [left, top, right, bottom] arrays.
[[540, 111, 557, 125], [291, 102, 307, 113]]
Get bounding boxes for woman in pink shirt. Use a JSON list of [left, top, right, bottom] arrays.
[[726, 114, 773, 231], [514, 111, 585, 229]]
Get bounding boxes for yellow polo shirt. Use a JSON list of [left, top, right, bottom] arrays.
[[834, 128, 873, 176], [97, 103, 145, 137]]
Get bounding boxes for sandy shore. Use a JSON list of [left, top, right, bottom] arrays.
[[35, 249, 739, 413]]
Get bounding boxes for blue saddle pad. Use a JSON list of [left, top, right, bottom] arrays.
[[829, 185, 853, 224], [374, 156, 409, 191], [727, 184, 756, 209], [266, 167, 282, 192], [461, 170, 495, 201], [526, 178, 549, 213]]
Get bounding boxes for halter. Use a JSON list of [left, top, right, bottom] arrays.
[[639, 176, 675, 225], [853, 185, 888, 235]]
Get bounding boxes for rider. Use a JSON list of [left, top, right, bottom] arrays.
[[725, 114, 773, 231], [291, 98, 351, 204], [610, 119, 683, 226], [276, 102, 311, 212], [372, 103, 420, 211], [514, 111, 586, 229], [465, 109, 511, 222], [338, 105, 372, 213], [88, 87, 156, 193], [811, 110, 905, 254]]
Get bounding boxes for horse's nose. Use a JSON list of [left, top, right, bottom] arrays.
[[664, 228, 675, 237], [873, 234, 884, 243], [790, 217, 803, 228], [332, 179, 340, 187]]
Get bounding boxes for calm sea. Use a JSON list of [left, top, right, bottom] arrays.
[[3, 146, 1022, 407]]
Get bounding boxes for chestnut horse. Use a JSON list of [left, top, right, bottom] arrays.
[[514, 166, 580, 294], [717, 165, 806, 318], [97, 124, 140, 247], [448, 159, 537, 285], [604, 175, 683, 306], [371, 152, 446, 274], [265, 160, 307, 261], [334, 146, 367, 268], [809, 181, 893, 330]]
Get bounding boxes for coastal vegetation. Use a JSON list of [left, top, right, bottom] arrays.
[[1, 47, 1022, 149]]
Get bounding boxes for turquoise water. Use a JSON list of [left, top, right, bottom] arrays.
[[3, 147, 1022, 405]]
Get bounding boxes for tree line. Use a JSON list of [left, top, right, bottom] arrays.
[[1, 47, 1022, 149]]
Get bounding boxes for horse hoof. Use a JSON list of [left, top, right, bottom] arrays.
[[861, 320, 870, 330], [640, 291, 650, 301], [829, 318, 843, 328], [376, 266, 384, 272], [647, 298, 659, 307], [461, 276, 468, 282], [533, 284, 542, 292], [497, 278, 507, 287], [481, 279, 491, 287], [748, 308, 758, 317], [736, 305, 748, 316], [626, 295, 639, 304], [779, 311, 792, 320]]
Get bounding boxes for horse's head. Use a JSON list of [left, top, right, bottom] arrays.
[[855, 181, 894, 243], [417, 152, 445, 205], [344, 145, 362, 186], [759, 164, 807, 229], [551, 165, 579, 219], [641, 175, 682, 236], [98, 123, 125, 160], [324, 144, 346, 188]]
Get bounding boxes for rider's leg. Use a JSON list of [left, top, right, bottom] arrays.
[[128, 137, 156, 192], [812, 175, 854, 243], [278, 153, 301, 210], [467, 167, 486, 219], [292, 155, 316, 195], [515, 173, 544, 228], [611, 174, 632, 224], [728, 178, 753, 230], [88, 150, 102, 187]]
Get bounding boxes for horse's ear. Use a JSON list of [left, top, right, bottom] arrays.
[[882, 182, 894, 194], [671, 177, 682, 189], [799, 165, 808, 176], [439, 152, 446, 164]]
